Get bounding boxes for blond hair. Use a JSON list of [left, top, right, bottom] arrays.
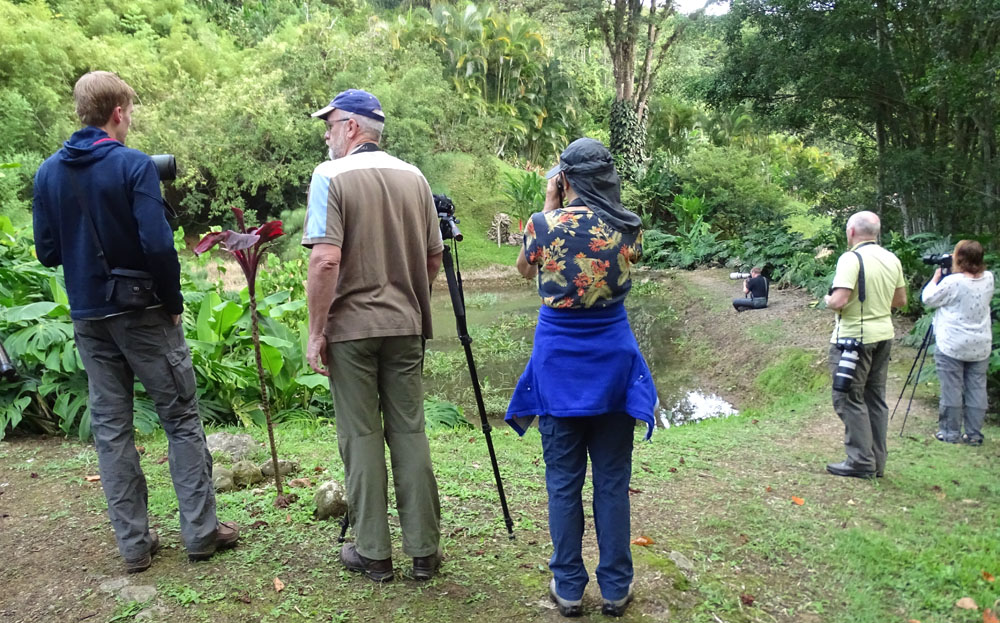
[[73, 71, 135, 127]]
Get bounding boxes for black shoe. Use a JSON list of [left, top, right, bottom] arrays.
[[549, 578, 583, 617], [826, 461, 875, 479], [412, 548, 442, 580], [340, 543, 393, 583], [125, 529, 159, 574], [601, 584, 634, 617], [962, 434, 984, 446]]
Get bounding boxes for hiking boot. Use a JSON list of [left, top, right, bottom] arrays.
[[549, 578, 583, 617], [601, 584, 635, 617], [188, 521, 240, 562], [935, 431, 959, 443], [125, 529, 160, 574], [962, 434, 984, 446], [412, 548, 442, 581], [340, 543, 393, 583]]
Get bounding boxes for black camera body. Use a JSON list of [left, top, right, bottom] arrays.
[[922, 253, 952, 270], [832, 336, 862, 392], [435, 194, 462, 242]]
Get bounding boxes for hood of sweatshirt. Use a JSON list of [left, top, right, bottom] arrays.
[[58, 126, 122, 167]]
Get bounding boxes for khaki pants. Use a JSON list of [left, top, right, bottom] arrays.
[[327, 335, 440, 560], [829, 340, 891, 474]]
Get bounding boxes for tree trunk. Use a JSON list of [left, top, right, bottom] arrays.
[[610, 99, 644, 181]]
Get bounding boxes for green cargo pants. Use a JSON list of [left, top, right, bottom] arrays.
[[327, 335, 441, 561]]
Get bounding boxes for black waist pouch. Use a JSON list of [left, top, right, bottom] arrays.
[[106, 268, 158, 310]]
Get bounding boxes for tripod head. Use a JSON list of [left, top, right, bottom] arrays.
[[434, 194, 462, 242]]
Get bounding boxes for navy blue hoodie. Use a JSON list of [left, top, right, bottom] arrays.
[[33, 126, 183, 319]]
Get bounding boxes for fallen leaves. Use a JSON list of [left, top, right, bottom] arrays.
[[791, 496, 805, 506], [273, 577, 285, 593], [84, 475, 101, 483], [631, 535, 654, 546], [957, 597, 979, 610], [740, 593, 755, 607], [628, 487, 642, 496], [983, 571, 996, 583], [288, 478, 312, 488], [155, 456, 168, 465], [236, 591, 251, 604], [30, 473, 39, 479], [985, 609, 1000, 623]]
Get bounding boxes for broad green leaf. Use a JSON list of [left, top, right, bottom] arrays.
[[259, 343, 284, 377], [294, 373, 329, 390], [211, 300, 243, 338], [2, 301, 67, 323], [197, 292, 221, 343]]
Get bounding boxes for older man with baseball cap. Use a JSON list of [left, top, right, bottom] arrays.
[[303, 89, 444, 582]]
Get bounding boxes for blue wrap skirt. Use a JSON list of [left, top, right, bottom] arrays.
[[505, 302, 657, 439]]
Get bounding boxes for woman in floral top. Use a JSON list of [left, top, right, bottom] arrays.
[[506, 138, 657, 618]]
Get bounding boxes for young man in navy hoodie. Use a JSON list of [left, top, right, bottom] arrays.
[[33, 71, 239, 573]]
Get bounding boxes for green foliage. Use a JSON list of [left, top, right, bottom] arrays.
[[500, 169, 544, 228], [423, 397, 472, 429]]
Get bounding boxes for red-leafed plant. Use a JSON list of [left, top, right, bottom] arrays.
[[194, 207, 290, 505]]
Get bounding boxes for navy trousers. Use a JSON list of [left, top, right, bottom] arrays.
[[538, 414, 635, 602]]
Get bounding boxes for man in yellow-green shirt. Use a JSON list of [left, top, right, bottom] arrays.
[[823, 211, 906, 479]]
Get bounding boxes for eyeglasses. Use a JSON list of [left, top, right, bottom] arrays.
[[325, 118, 352, 131]]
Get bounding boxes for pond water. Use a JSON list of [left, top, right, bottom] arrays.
[[424, 282, 737, 429]]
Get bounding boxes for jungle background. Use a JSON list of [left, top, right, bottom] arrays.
[[2, 2, 1000, 622]]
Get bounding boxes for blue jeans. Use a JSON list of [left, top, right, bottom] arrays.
[[538, 414, 635, 602]]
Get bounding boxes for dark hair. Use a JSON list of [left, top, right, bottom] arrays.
[[953, 240, 986, 274]]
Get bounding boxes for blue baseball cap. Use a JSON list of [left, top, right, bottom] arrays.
[[311, 89, 385, 122]]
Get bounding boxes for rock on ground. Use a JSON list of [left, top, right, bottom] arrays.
[[119, 585, 157, 603], [212, 466, 235, 492], [314, 480, 348, 520], [259, 459, 298, 477], [231, 461, 264, 488], [206, 432, 259, 461]]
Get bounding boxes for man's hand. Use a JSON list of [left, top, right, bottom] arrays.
[[171, 314, 182, 326], [543, 176, 562, 213], [307, 333, 329, 376]]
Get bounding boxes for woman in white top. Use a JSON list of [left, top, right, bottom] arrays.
[[921, 240, 994, 445]]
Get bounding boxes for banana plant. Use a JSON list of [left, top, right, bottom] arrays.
[[194, 207, 291, 506]]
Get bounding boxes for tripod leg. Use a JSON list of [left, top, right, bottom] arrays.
[[899, 332, 933, 437], [440, 244, 515, 540], [891, 324, 934, 421]]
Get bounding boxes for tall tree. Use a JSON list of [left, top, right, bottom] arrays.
[[592, 0, 709, 179], [711, 0, 1000, 237]]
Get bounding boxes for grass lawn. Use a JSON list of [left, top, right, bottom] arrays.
[[1, 270, 998, 623]]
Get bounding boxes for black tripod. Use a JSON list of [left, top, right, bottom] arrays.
[[891, 319, 934, 437], [436, 200, 515, 540], [338, 196, 515, 544]]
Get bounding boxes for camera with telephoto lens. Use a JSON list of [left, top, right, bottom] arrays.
[[435, 194, 463, 242], [922, 253, 952, 270], [832, 337, 862, 392], [149, 154, 178, 218], [730, 272, 751, 280]]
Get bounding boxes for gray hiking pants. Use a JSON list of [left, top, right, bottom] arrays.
[[73, 308, 217, 561], [829, 340, 891, 474], [934, 350, 988, 443], [326, 335, 441, 561]]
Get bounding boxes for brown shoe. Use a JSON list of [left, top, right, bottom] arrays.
[[412, 548, 442, 580], [340, 543, 393, 582], [188, 521, 240, 562], [125, 529, 160, 574]]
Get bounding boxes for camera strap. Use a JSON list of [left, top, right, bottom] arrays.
[[835, 247, 868, 344]]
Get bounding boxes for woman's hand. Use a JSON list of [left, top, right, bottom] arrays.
[[543, 175, 563, 213], [931, 266, 943, 284]]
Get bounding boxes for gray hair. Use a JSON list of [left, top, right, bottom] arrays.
[[847, 211, 880, 238], [348, 113, 383, 142]]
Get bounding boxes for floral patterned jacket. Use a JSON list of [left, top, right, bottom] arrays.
[[523, 204, 642, 309]]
